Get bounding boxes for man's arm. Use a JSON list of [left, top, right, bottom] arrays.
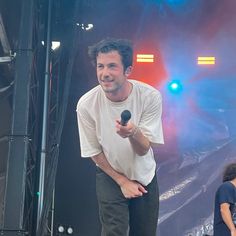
[[91, 152, 147, 198], [220, 203, 236, 236], [116, 120, 150, 156], [128, 124, 151, 155]]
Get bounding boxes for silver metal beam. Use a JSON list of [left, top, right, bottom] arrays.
[[0, 13, 11, 54]]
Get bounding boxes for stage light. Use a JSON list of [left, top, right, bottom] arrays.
[[197, 56, 215, 65], [85, 24, 94, 31], [168, 80, 183, 94], [41, 41, 61, 50], [136, 54, 154, 63], [51, 41, 61, 50], [67, 226, 73, 235], [166, 0, 188, 4], [76, 23, 94, 31], [58, 225, 65, 233]]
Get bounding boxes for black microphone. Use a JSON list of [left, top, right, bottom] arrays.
[[120, 110, 131, 126]]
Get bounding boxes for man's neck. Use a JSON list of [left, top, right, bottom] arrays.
[[106, 81, 132, 102], [231, 178, 236, 187]]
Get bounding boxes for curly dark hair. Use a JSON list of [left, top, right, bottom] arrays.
[[88, 38, 133, 71], [222, 162, 236, 182]]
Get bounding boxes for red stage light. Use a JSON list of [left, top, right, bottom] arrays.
[[136, 54, 154, 63]]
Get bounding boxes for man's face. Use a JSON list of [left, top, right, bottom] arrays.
[[96, 51, 127, 95]]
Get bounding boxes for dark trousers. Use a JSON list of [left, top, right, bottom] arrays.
[[96, 168, 159, 236]]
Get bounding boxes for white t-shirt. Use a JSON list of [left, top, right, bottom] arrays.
[[76, 79, 164, 186]]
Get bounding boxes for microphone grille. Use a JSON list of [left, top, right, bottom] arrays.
[[121, 110, 131, 121]]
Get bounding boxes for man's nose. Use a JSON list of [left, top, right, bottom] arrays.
[[101, 67, 110, 77]]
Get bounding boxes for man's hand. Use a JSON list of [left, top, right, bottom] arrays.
[[115, 120, 150, 156], [92, 152, 147, 199], [116, 119, 134, 138], [119, 178, 148, 199]]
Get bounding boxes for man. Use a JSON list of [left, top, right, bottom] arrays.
[[76, 38, 164, 236], [214, 163, 236, 236]]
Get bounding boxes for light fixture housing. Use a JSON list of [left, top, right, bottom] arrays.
[[58, 225, 65, 233], [67, 226, 73, 235]]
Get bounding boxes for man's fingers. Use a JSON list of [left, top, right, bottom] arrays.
[[138, 185, 148, 193]]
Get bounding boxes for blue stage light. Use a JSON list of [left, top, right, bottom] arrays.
[[166, 0, 188, 5], [168, 80, 183, 94]]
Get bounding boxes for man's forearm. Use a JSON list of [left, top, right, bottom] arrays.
[[116, 121, 151, 156], [91, 152, 128, 186], [91, 151, 148, 198], [128, 126, 150, 156], [221, 204, 236, 232]]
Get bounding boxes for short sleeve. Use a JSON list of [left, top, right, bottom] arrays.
[[76, 103, 102, 157], [139, 91, 164, 145], [218, 183, 235, 205]]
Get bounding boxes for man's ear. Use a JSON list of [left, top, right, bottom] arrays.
[[125, 66, 132, 76]]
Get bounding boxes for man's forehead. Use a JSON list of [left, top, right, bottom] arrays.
[[97, 51, 122, 63], [97, 50, 120, 57]]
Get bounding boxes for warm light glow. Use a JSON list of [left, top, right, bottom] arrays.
[[136, 54, 154, 63], [137, 58, 154, 62], [198, 61, 215, 65], [137, 54, 154, 58], [198, 57, 215, 60], [197, 56, 215, 65]]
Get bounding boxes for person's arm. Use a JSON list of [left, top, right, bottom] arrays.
[[128, 124, 151, 155], [116, 90, 163, 156], [91, 152, 147, 198], [220, 203, 236, 235], [116, 120, 150, 156]]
